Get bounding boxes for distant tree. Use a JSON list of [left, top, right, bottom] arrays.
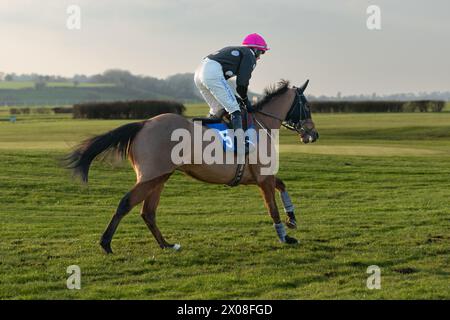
[[34, 81, 47, 90], [73, 74, 88, 83], [165, 73, 199, 100], [5, 74, 14, 81], [89, 74, 105, 83], [102, 69, 135, 88]]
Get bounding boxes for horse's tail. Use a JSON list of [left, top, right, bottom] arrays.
[[65, 121, 146, 183]]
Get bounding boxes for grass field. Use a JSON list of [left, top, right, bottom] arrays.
[[0, 81, 115, 89], [0, 107, 449, 299], [0, 83, 170, 106]]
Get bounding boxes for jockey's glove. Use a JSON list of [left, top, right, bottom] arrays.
[[243, 96, 255, 112]]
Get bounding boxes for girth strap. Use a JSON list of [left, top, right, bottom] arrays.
[[227, 161, 246, 187]]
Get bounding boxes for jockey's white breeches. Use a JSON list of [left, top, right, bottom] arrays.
[[194, 58, 240, 115]]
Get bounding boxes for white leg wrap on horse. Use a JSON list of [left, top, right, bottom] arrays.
[[280, 191, 295, 213], [274, 223, 287, 242]]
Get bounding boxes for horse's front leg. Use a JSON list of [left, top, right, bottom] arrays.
[[275, 177, 297, 229], [259, 176, 298, 244]]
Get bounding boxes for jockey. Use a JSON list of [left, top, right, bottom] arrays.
[[194, 33, 269, 131]]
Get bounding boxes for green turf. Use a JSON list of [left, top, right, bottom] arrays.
[[0, 85, 171, 106], [0, 82, 115, 89], [184, 103, 210, 118], [444, 101, 450, 112], [0, 112, 449, 299]]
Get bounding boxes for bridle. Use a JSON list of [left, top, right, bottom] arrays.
[[253, 81, 315, 138]]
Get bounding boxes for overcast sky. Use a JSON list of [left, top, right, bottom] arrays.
[[1, 0, 449, 95]]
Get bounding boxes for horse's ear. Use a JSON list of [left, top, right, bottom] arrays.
[[298, 79, 309, 93]]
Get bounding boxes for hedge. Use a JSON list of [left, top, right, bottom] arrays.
[[52, 107, 73, 114], [73, 100, 185, 119], [310, 100, 445, 113], [10, 108, 31, 115]]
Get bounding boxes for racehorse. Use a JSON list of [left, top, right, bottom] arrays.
[[65, 80, 319, 253]]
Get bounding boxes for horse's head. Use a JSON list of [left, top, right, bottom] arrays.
[[285, 80, 319, 144]]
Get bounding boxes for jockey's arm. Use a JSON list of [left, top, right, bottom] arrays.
[[236, 85, 254, 111], [236, 85, 248, 100], [236, 53, 256, 111], [236, 51, 255, 100]]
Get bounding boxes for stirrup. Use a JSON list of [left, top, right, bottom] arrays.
[[208, 109, 226, 119], [206, 113, 220, 119]]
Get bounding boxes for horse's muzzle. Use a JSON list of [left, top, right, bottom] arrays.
[[300, 131, 319, 144]]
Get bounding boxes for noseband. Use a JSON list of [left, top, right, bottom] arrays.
[[255, 88, 312, 135], [283, 87, 312, 134]]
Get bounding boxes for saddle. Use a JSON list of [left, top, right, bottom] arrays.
[[193, 106, 255, 150], [192, 107, 253, 131], [192, 104, 255, 187]]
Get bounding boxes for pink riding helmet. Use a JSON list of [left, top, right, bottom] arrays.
[[242, 33, 270, 51]]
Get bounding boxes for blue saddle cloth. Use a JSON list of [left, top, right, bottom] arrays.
[[205, 123, 257, 152]]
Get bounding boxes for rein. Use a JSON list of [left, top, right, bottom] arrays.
[[253, 88, 308, 135], [253, 115, 278, 141], [227, 83, 315, 187]]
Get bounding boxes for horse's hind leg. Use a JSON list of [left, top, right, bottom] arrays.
[[100, 177, 165, 254], [141, 175, 179, 250], [259, 176, 298, 244], [275, 177, 297, 229]]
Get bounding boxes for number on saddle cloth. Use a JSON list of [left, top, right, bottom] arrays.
[[205, 122, 257, 153]]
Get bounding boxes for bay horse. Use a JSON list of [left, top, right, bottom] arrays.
[[65, 80, 319, 253]]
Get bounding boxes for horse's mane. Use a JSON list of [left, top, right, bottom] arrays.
[[253, 80, 290, 110]]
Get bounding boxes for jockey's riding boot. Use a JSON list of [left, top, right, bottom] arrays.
[[230, 110, 248, 154], [230, 110, 243, 131]]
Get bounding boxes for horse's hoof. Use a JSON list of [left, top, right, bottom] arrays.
[[286, 220, 297, 229], [100, 241, 113, 254], [286, 212, 297, 229], [284, 235, 299, 245], [162, 243, 181, 251]]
